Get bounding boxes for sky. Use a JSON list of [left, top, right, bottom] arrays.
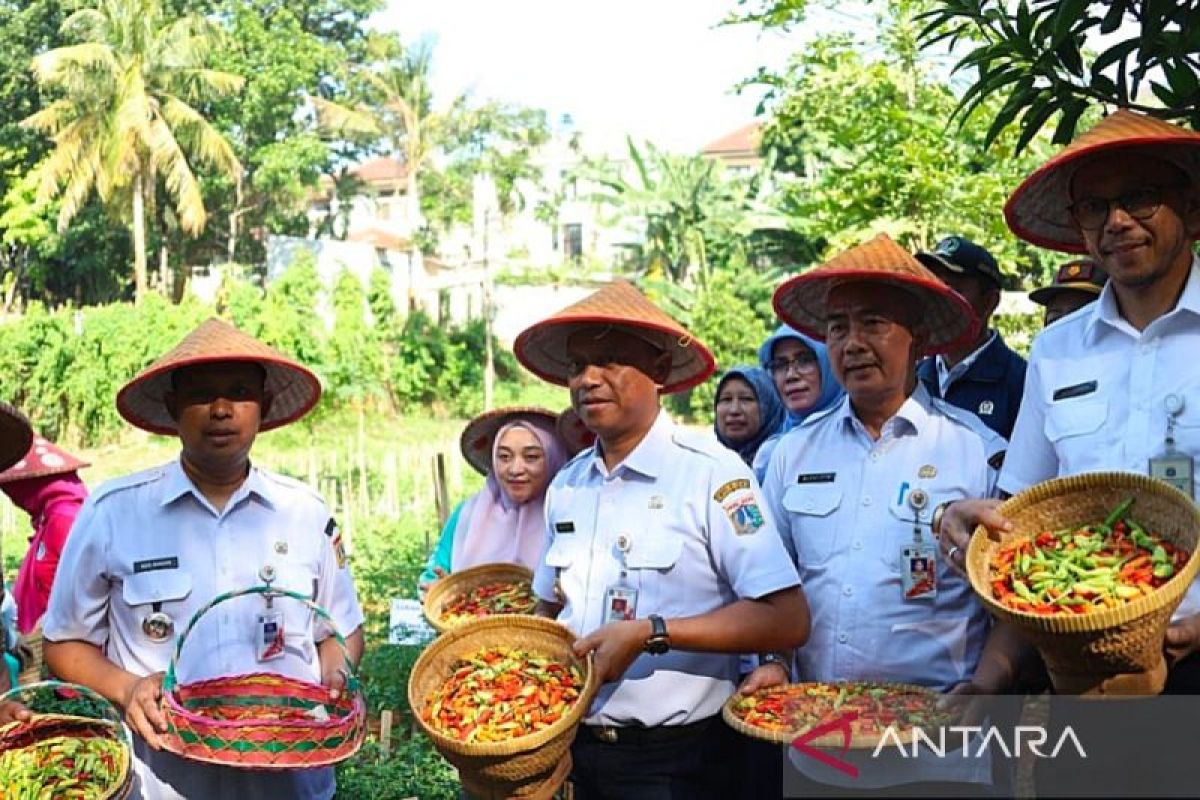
[[374, 1, 849, 153]]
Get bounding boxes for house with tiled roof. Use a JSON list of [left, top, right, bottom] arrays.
[[700, 121, 764, 174]]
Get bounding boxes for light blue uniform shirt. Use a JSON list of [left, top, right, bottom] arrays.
[[763, 386, 1005, 787], [763, 385, 1004, 691], [533, 409, 800, 728], [44, 460, 365, 800]]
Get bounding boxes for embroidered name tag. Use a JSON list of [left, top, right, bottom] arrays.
[[796, 472, 836, 484], [1052, 380, 1098, 401], [133, 557, 179, 573], [555, 521, 576, 533]]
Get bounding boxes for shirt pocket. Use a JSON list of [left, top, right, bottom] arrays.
[[624, 533, 685, 613], [122, 570, 193, 643], [1044, 397, 1107, 443], [781, 484, 842, 567], [544, 536, 579, 570]]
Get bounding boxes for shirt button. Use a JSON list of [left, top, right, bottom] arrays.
[[853, 541, 863, 550], [803, 502, 814, 511], [870, 452, 880, 461], [861, 496, 872, 506], [838, 633, 849, 644], [843, 586, 853, 596]]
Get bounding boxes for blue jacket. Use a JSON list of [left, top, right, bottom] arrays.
[[916, 332, 1026, 440]]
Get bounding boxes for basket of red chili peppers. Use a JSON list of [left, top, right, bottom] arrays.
[[423, 562, 538, 633], [0, 680, 133, 799], [408, 615, 597, 795], [966, 472, 1200, 695]]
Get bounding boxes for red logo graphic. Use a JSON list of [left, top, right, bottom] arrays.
[[790, 711, 860, 778]]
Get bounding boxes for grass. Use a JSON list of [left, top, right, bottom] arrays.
[[0, 396, 573, 799]]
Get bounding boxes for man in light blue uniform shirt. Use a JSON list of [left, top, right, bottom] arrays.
[[758, 234, 1015, 793], [514, 279, 810, 800], [43, 319, 364, 800]]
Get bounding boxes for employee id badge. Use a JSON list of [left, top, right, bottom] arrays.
[[1150, 452, 1194, 498], [901, 543, 939, 601], [256, 610, 286, 662], [603, 581, 638, 623]]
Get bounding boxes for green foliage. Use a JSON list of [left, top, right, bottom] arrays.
[[918, 0, 1200, 146], [753, 6, 1061, 286], [335, 739, 458, 800], [994, 309, 1042, 358], [329, 269, 385, 404]]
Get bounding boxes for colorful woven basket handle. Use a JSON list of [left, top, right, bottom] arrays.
[[162, 585, 360, 696], [0, 679, 133, 749]]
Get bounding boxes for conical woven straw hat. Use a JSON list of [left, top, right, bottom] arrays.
[[459, 406, 559, 476], [513, 280, 715, 394], [0, 402, 33, 473], [0, 435, 89, 484], [116, 318, 322, 435], [1005, 109, 1200, 253], [773, 233, 979, 354]]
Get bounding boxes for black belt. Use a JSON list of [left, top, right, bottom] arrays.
[[583, 715, 715, 745]]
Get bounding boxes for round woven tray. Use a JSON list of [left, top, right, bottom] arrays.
[[159, 584, 366, 769], [722, 681, 946, 748], [0, 681, 133, 799], [408, 615, 596, 786], [423, 562, 537, 634], [966, 472, 1200, 694]]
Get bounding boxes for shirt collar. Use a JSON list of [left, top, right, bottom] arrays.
[[1086, 254, 1200, 340], [589, 407, 673, 479], [160, 458, 277, 510], [836, 381, 933, 438], [936, 330, 996, 376]]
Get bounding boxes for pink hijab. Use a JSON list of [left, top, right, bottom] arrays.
[[450, 418, 567, 571]]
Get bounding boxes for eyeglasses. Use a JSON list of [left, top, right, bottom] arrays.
[[1068, 184, 1187, 230], [767, 354, 819, 376]]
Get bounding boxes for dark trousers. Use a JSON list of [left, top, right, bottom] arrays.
[[569, 716, 735, 800]]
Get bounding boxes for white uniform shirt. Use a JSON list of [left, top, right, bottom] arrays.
[[44, 460, 364, 800], [1001, 255, 1200, 618], [533, 409, 800, 728], [763, 386, 1004, 787]]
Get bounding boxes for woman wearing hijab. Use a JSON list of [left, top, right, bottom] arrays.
[[752, 324, 845, 476], [713, 366, 785, 482], [419, 407, 569, 595]]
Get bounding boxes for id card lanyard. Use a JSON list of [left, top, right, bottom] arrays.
[[900, 488, 938, 602], [603, 533, 639, 623], [256, 565, 286, 662], [1150, 393, 1194, 498]]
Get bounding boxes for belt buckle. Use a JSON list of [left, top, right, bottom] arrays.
[[594, 726, 619, 744]]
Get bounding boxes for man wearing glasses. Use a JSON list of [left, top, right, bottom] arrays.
[[937, 109, 1200, 692], [914, 236, 1027, 438]]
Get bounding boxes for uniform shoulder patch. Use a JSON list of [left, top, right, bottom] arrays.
[[988, 450, 1007, 470], [325, 517, 347, 568], [714, 478, 752, 502]]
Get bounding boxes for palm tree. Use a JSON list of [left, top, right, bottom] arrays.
[[312, 37, 456, 240], [22, 0, 243, 303]]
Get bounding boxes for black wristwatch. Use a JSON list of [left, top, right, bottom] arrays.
[[645, 614, 670, 655]]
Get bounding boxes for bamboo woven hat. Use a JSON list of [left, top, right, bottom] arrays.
[[460, 406, 559, 476], [1005, 109, 1200, 253], [772, 233, 979, 355], [555, 406, 595, 458], [0, 435, 89, 484], [116, 318, 322, 435], [0, 402, 33, 473], [513, 280, 715, 394]]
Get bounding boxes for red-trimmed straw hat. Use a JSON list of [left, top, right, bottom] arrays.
[[1005, 109, 1200, 253], [116, 318, 322, 435], [0, 402, 33, 473], [555, 406, 595, 458], [513, 279, 715, 394], [459, 406, 559, 476], [0, 435, 89, 484], [772, 233, 979, 355]]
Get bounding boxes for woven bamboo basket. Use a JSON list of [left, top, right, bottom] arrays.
[[423, 563, 537, 634], [966, 472, 1200, 695], [722, 682, 949, 747], [408, 615, 596, 789], [159, 585, 365, 768], [0, 680, 133, 799]]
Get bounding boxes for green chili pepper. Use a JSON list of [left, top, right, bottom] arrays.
[[1104, 497, 1135, 528]]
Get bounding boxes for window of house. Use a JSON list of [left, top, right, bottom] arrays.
[[564, 223, 583, 262]]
